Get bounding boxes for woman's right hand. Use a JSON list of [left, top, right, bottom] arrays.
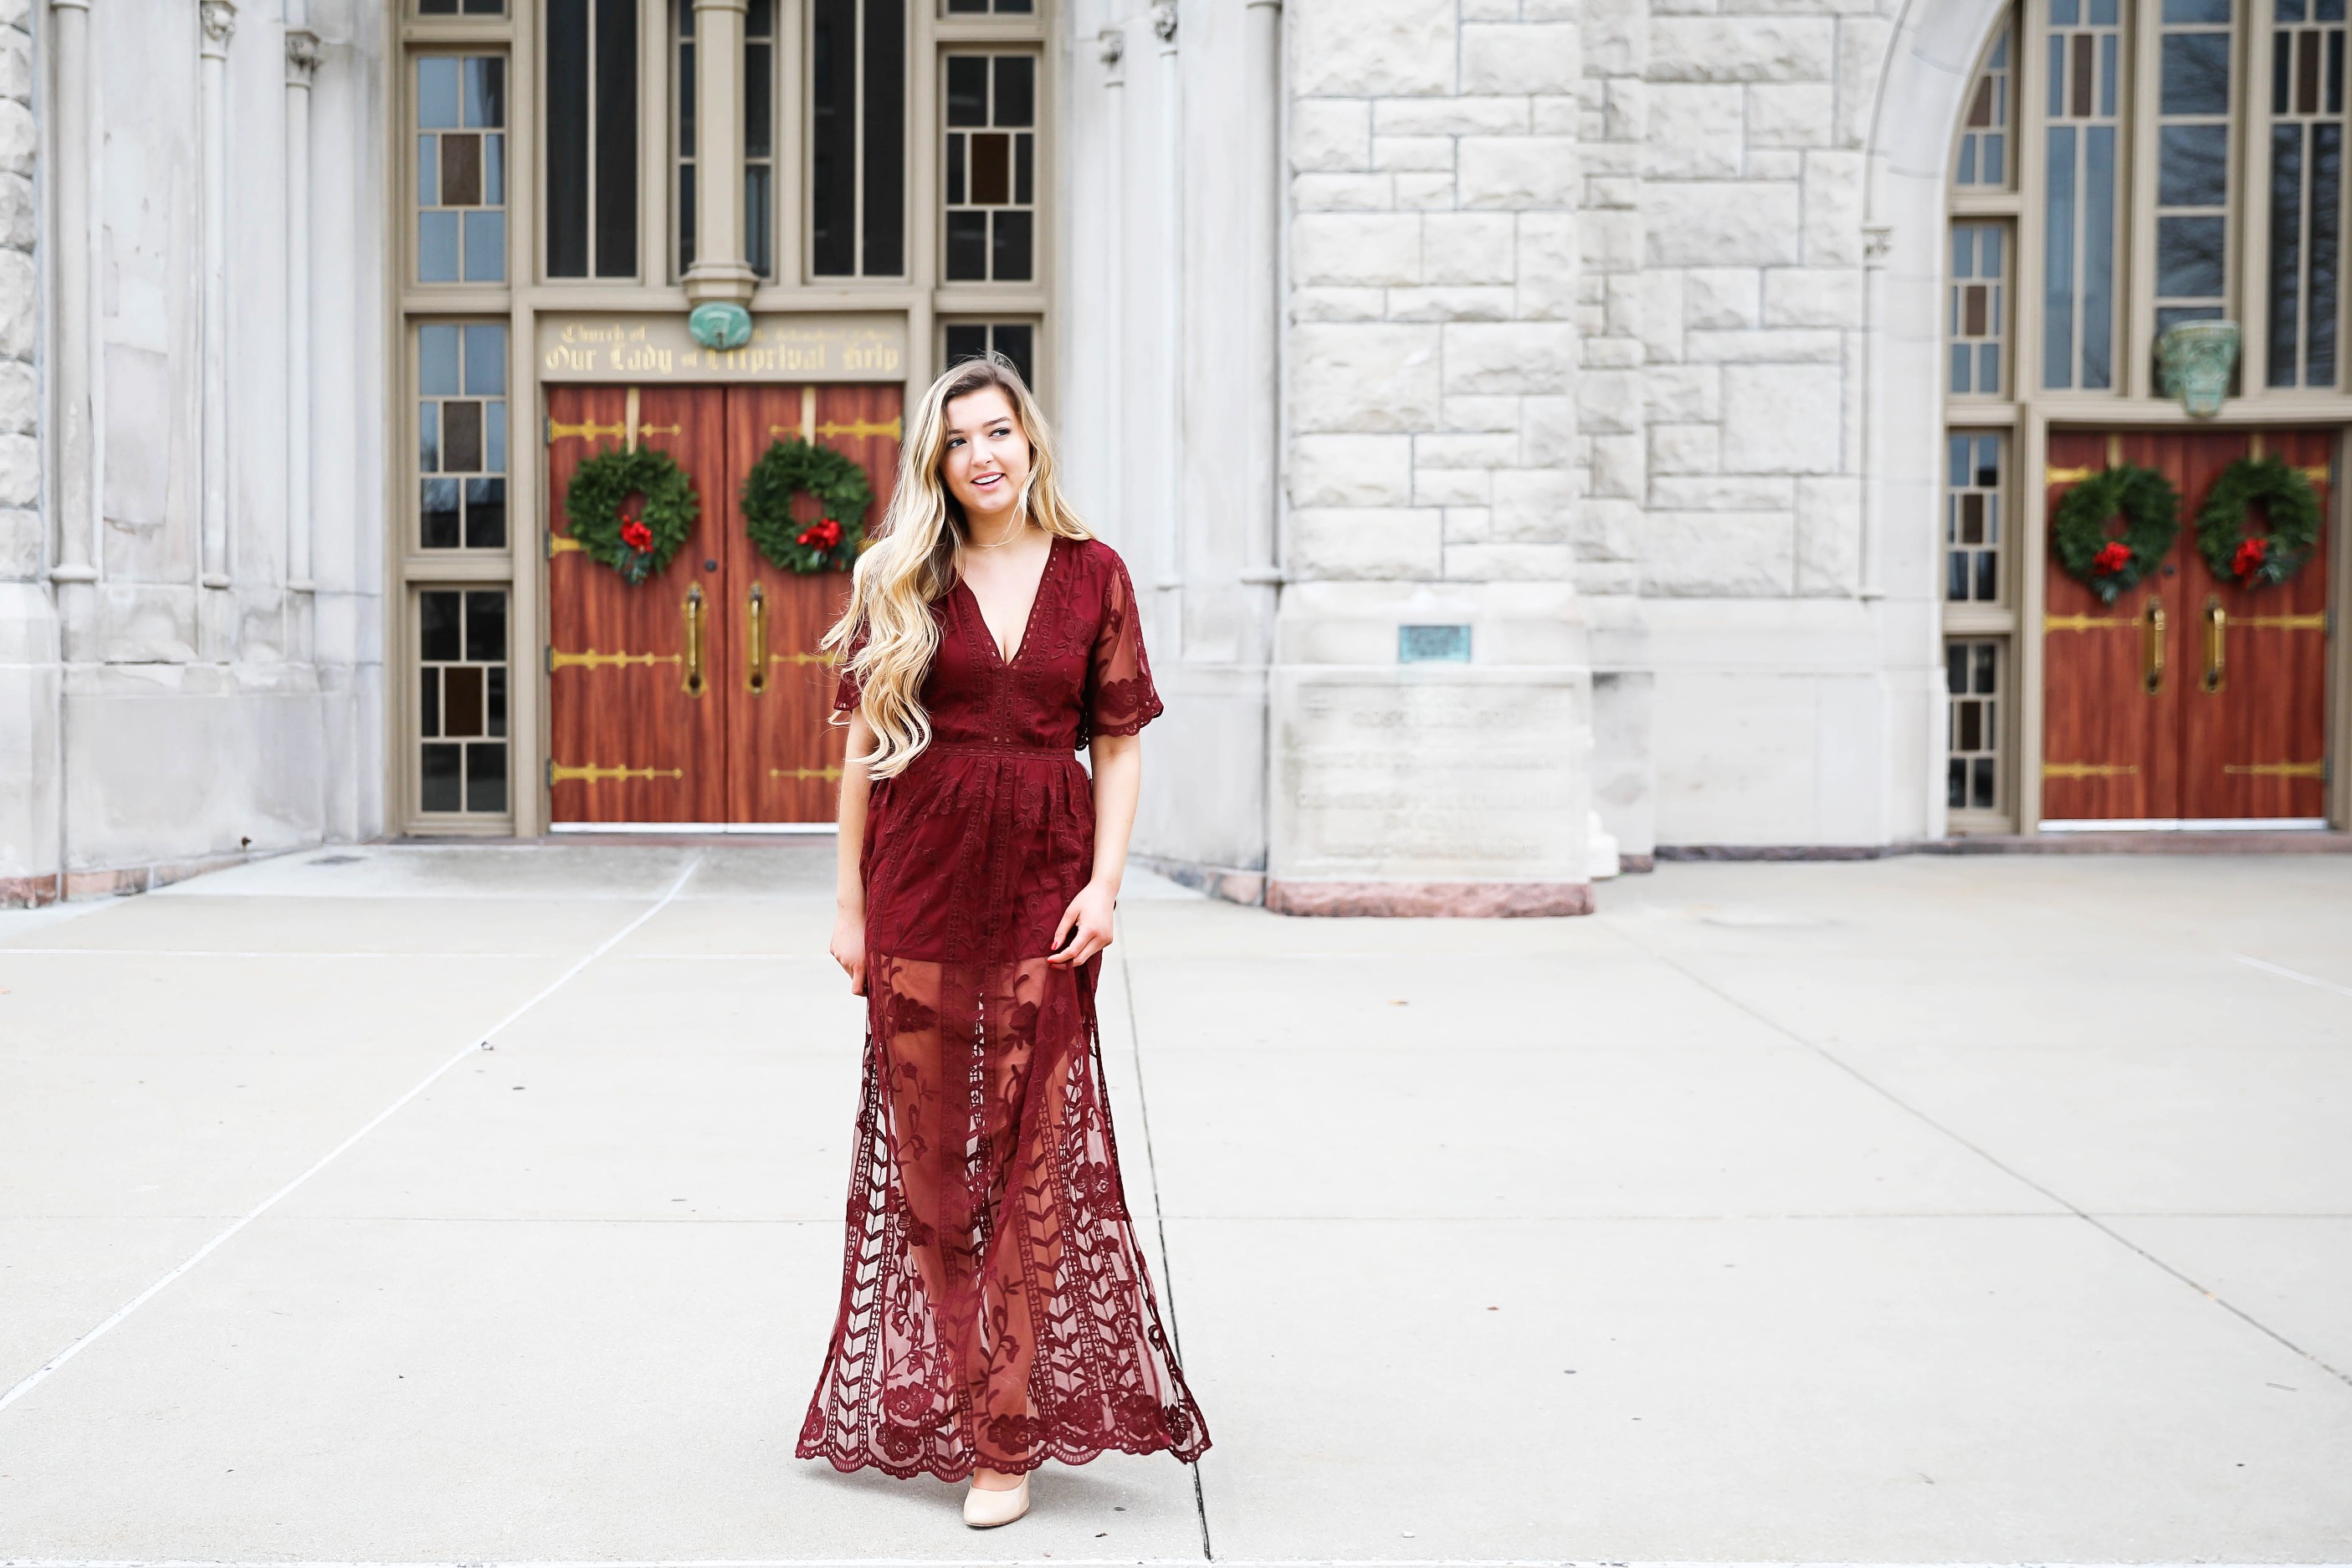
[[830, 907, 868, 997]]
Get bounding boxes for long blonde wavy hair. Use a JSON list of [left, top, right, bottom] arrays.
[[823, 353, 1093, 778]]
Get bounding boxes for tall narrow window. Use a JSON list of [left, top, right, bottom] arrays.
[[676, 2, 697, 272], [2268, 0, 2345, 387], [1950, 223, 2009, 395], [812, 0, 908, 277], [420, 0, 506, 14], [1945, 432, 2003, 603], [2155, 3, 2234, 346], [944, 320, 1036, 388], [2042, 0, 2123, 390], [546, 0, 639, 279], [1945, 639, 2003, 812], [942, 54, 1036, 283], [416, 56, 506, 284], [418, 324, 509, 551], [418, 588, 510, 815], [945, 0, 1033, 13], [1955, 21, 2012, 187], [746, 0, 776, 278]]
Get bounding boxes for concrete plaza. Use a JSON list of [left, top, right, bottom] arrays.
[[1, 844, 2349, 1565]]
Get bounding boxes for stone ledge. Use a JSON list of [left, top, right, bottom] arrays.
[[1131, 854, 1267, 907], [1266, 878, 1595, 918], [1660, 833, 2352, 861], [1, 848, 279, 908]]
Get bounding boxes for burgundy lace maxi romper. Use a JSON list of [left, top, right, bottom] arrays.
[[798, 535, 1211, 1481]]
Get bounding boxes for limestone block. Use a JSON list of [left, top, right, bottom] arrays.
[[1440, 395, 1521, 432], [1576, 0, 1646, 76], [1649, 423, 1719, 476], [0, 356, 31, 433], [1838, 17, 1894, 150], [1684, 268, 1763, 329], [1640, 511, 1796, 596], [0, 1, 28, 34], [1415, 468, 1492, 508], [1442, 542, 1578, 580], [1577, 496, 1641, 562], [1601, 78, 1646, 142], [1395, 175, 1459, 210], [0, 171, 28, 250], [1374, 96, 1530, 137], [1583, 334, 1643, 369], [1651, 18, 1835, 83], [0, 428, 31, 507], [1442, 505, 1492, 542], [1576, 560, 1639, 596], [1581, 209, 1642, 273], [1290, 0, 1457, 98], [1576, 369, 1641, 434], [1387, 284, 1516, 321], [1748, 83, 1835, 148], [1586, 173, 1640, 209], [1293, 173, 1396, 213], [1517, 268, 1579, 323], [1646, 182, 1801, 267], [1374, 136, 1457, 173], [1590, 433, 1645, 500], [1638, 271, 1684, 362], [1491, 467, 1577, 541], [1290, 324, 1442, 433], [1801, 150, 1868, 268], [1424, 213, 1518, 284], [1515, 210, 1578, 308], [1287, 506, 1443, 580], [1645, 364, 1719, 423], [0, 26, 26, 101], [1520, 394, 1578, 464], [1294, 213, 1422, 287], [1645, 85, 1744, 179], [1747, 149, 1802, 182], [1462, 0, 1519, 19], [1720, 363, 1844, 474], [1795, 474, 1863, 594], [1415, 432, 1521, 469], [1651, 474, 1796, 510], [1292, 98, 1373, 172], [1294, 285, 1388, 322], [0, 97, 28, 177], [1462, 23, 1581, 95], [1532, 94, 1580, 136], [1685, 327, 1842, 362], [1443, 321, 1579, 396], [1291, 434, 1416, 508], [0, 250, 29, 359], [1458, 136, 1579, 211], [1764, 267, 1864, 328]]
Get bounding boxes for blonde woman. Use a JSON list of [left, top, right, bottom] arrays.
[[797, 356, 1209, 1528]]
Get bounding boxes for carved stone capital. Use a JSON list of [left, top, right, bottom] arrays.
[[1862, 223, 1894, 267], [285, 28, 321, 84], [1151, 1, 1177, 45], [200, 0, 238, 55], [1098, 25, 1125, 69]]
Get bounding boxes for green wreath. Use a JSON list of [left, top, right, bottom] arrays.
[[2196, 454, 2322, 590], [2052, 464, 2180, 604], [563, 446, 699, 585], [742, 438, 874, 574]]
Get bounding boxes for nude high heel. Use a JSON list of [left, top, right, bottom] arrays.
[[962, 1475, 1030, 1529]]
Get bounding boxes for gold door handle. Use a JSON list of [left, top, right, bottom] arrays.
[[2202, 596, 2226, 694], [2142, 597, 2165, 695], [684, 584, 706, 696], [747, 583, 768, 695]]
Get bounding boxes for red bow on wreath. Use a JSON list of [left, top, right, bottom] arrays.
[[620, 517, 654, 553], [2092, 541, 2132, 576], [797, 517, 843, 551], [2232, 535, 2267, 582]]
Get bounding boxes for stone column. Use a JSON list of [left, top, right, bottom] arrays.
[[197, 0, 234, 594], [1150, 3, 1182, 607], [45, 0, 94, 587], [1237, 0, 1281, 589], [683, 0, 756, 307], [285, 24, 319, 598]]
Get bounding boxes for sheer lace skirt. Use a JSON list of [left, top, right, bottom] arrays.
[[797, 953, 1210, 1481]]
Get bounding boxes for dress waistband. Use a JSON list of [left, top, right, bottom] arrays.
[[926, 740, 1075, 759]]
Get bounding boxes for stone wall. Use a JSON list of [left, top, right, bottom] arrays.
[[0, 0, 56, 903]]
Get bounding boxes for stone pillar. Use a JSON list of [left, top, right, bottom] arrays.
[[1237, 0, 1281, 590], [44, 0, 93, 588], [285, 23, 319, 599], [197, 0, 234, 599], [1151, 3, 1182, 611], [2, 0, 58, 903], [683, 0, 756, 306]]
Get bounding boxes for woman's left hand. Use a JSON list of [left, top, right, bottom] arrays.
[[1048, 879, 1118, 968]]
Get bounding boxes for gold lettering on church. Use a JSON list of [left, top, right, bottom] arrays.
[[536, 314, 908, 384]]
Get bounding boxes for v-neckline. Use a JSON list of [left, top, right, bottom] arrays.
[[956, 533, 1057, 669]]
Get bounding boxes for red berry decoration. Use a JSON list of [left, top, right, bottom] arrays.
[[2093, 541, 2131, 575], [2197, 455, 2319, 592], [621, 518, 654, 552]]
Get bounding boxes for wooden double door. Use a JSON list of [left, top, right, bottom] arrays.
[[2042, 428, 2334, 824], [545, 383, 900, 826]]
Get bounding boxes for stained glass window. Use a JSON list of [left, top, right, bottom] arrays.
[[1945, 639, 2003, 812], [812, 0, 909, 276], [546, 0, 639, 279], [1945, 433, 2003, 603], [945, 0, 1034, 12], [418, 324, 508, 551], [2267, 0, 2346, 387], [942, 54, 1037, 283], [415, 56, 506, 284], [944, 320, 1037, 389], [2042, 0, 2122, 390], [1955, 22, 2012, 187], [2155, 3, 2235, 348], [1950, 224, 2009, 396], [418, 588, 510, 815]]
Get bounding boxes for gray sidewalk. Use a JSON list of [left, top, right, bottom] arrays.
[[0, 845, 2348, 1565]]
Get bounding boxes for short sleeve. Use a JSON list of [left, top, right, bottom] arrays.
[[1082, 551, 1164, 747], [832, 628, 868, 715]]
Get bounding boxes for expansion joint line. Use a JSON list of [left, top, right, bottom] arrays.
[[1622, 935, 2352, 1391], [0, 853, 708, 1417], [1115, 920, 1215, 1563]]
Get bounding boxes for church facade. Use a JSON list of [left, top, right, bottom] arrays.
[[2, 0, 2346, 910]]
